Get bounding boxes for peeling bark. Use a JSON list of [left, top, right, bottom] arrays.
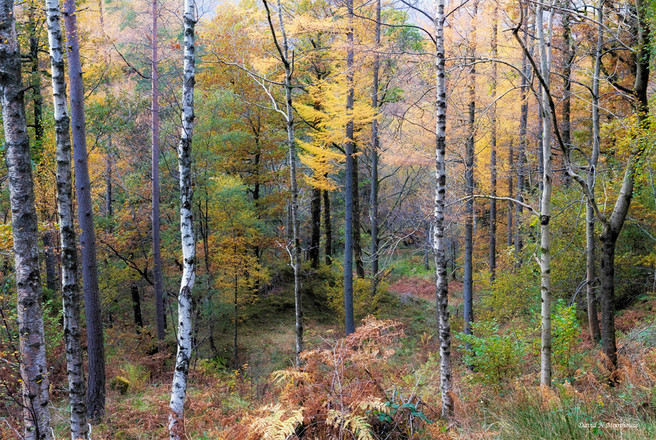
[[169, 0, 196, 437], [45, 0, 89, 436], [433, 0, 453, 419], [0, 0, 52, 437]]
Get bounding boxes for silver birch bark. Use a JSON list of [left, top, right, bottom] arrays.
[[433, 0, 453, 419], [169, 0, 196, 437], [44, 0, 89, 436], [63, 0, 106, 419], [537, 0, 553, 387], [587, 0, 603, 345], [0, 0, 52, 437]]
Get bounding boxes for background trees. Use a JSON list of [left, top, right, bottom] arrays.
[[0, 0, 654, 436]]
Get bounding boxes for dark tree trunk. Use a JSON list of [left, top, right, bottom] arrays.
[[323, 189, 332, 265], [131, 285, 143, 328], [507, 140, 514, 248], [488, 4, 497, 279], [599, 231, 617, 370], [463, 1, 477, 343], [370, 0, 381, 297], [152, 0, 166, 349], [344, 0, 355, 334], [63, 0, 106, 421], [309, 187, 321, 268], [353, 154, 365, 278], [42, 231, 58, 293]]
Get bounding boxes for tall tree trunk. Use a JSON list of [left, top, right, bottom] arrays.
[[233, 274, 238, 367], [587, 0, 603, 345], [131, 285, 143, 328], [63, 0, 106, 420], [507, 140, 514, 247], [353, 154, 365, 278], [262, 0, 303, 361], [152, 0, 166, 349], [537, 0, 554, 387], [44, 0, 89, 436], [489, 3, 498, 278], [105, 138, 113, 233], [343, 0, 356, 335], [598, 0, 650, 372], [434, 0, 453, 419], [309, 187, 321, 268], [515, 6, 532, 258], [168, 0, 196, 437], [463, 0, 477, 343], [0, 1, 52, 437], [323, 189, 333, 265], [370, 0, 381, 297], [561, 1, 573, 186], [42, 231, 58, 293]]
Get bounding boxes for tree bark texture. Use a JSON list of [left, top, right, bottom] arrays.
[[152, 0, 166, 348], [489, 3, 497, 278], [169, 0, 196, 437], [0, 1, 52, 437], [45, 0, 89, 435], [309, 187, 321, 268], [344, 0, 356, 335], [537, 0, 553, 387], [370, 0, 381, 298], [63, 0, 106, 420], [433, 0, 453, 419], [323, 189, 333, 265], [587, 0, 603, 345], [463, 0, 477, 342]]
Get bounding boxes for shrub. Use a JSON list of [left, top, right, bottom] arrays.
[[458, 319, 527, 385], [325, 263, 384, 324], [552, 300, 581, 379]]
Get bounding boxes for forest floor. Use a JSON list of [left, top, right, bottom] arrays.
[[5, 257, 656, 439]]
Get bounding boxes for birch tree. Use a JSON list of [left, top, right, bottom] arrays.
[[44, 0, 89, 436], [63, 0, 106, 419], [0, 0, 51, 437], [169, 0, 197, 436], [261, 0, 304, 363], [433, 0, 453, 419]]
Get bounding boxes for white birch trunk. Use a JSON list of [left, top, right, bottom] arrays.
[[433, 0, 453, 418], [169, 0, 196, 437], [44, 0, 89, 437], [537, 0, 553, 387], [0, 1, 52, 437]]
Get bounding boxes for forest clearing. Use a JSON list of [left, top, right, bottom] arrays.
[[1, 0, 655, 438]]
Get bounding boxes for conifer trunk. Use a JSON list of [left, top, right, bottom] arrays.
[[344, 0, 356, 335], [63, 0, 106, 420], [45, 0, 89, 435], [152, 0, 166, 348], [463, 0, 477, 342], [169, 0, 196, 436], [324, 189, 333, 265], [489, 3, 497, 278], [309, 187, 321, 268], [0, 1, 52, 437], [370, 0, 381, 297]]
